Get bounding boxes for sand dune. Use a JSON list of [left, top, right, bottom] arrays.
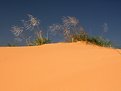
[[0, 42, 121, 91]]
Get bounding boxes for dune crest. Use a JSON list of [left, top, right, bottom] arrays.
[[0, 42, 121, 91]]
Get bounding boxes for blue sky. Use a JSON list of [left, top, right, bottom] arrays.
[[0, 0, 121, 47]]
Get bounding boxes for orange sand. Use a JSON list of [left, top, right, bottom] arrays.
[[0, 42, 121, 91]]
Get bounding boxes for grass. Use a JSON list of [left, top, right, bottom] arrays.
[[87, 36, 112, 47], [7, 43, 17, 47], [69, 31, 112, 47], [32, 37, 50, 46], [9, 15, 113, 47], [70, 31, 88, 42]]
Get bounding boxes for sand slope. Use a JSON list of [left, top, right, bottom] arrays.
[[0, 42, 121, 91]]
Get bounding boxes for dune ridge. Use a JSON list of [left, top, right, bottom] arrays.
[[0, 42, 121, 91]]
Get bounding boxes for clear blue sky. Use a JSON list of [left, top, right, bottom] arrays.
[[0, 0, 121, 47]]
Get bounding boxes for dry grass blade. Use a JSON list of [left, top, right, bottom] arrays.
[[10, 26, 23, 37]]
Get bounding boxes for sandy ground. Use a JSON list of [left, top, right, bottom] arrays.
[[0, 42, 121, 91]]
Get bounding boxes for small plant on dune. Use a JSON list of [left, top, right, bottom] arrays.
[[10, 14, 50, 46], [71, 31, 88, 42], [89, 22, 111, 47], [49, 16, 87, 42], [33, 37, 50, 46], [32, 31, 50, 46], [87, 36, 112, 47]]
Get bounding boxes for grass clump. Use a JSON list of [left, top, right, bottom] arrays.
[[70, 33, 112, 47], [70, 31, 88, 42], [32, 37, 50, 46], [49, 16, 112, 47], [7, 43, 17, 47], [10, 14, 51, 46], [87, 36, 112, 47], [68, 31, 111, 47]]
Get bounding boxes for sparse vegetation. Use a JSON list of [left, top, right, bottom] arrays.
[[30, 31, 50, 46], [7, 43, 17, 47], [32, 37, 50, 46], [49, 16, 86, 42], [49, 16, 112, 47], [87, 36, 112, 47], [10, 14, 50, 46], [10, 15, 112, 47], [69, 31, 88, 42]]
